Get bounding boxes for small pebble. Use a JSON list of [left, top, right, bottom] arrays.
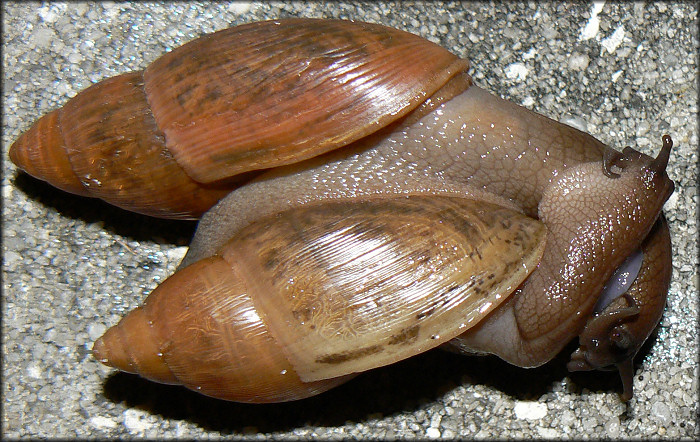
[[514, 401, 548, 420]]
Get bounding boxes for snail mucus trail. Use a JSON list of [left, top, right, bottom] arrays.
[[9, 18, 675, 403]]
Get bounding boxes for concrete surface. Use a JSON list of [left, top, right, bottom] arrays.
[[2, 1, 697, 439]]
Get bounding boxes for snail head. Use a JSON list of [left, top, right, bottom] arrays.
[[568, 136, 675, 401]]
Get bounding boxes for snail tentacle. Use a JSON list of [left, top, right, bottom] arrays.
[[602, 147, 624, 178], [650, 134, 673, 174]]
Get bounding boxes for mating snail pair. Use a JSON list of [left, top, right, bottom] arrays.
[[10, 18, 674, 403]]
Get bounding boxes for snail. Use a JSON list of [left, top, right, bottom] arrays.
[[9, 18, 674, 403]]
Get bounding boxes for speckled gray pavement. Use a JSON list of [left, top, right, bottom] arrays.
[[2, 2, 697, 439]]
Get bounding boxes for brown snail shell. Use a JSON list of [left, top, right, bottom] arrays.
[[11, 18, 675, 403], [9, 19, 468, 219], [94, 195, 546, 402]]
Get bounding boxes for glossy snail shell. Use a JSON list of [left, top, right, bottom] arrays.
[[9, 19, 468, 219], [94, 195, 546, 402], [10, 18, 675, 404]]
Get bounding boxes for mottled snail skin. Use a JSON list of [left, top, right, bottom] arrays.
[[10, 19, 674, 403]]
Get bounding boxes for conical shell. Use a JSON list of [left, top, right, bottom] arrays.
[[10, 19, 469, 218], [94, 194, 546, 402], [93, 256, 352, 403], [9, 110, 88, 197], [9, 72, 237, 219]]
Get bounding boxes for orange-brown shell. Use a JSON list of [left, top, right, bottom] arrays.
[[9, 18, 469, 219], [93, 194, 546, 402], [92, 257, 355, 403]]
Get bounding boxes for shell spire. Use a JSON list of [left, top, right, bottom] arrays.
[[9, 110, 89, 197], [10, 72, 235, 219], [92, 306, 179, 385], [92, 256, 350, 403]]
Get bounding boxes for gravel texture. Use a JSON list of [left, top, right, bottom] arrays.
[[2, 1, 697, 439]]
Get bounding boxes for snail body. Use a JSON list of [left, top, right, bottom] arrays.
[[11, 19, 674, 403]]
